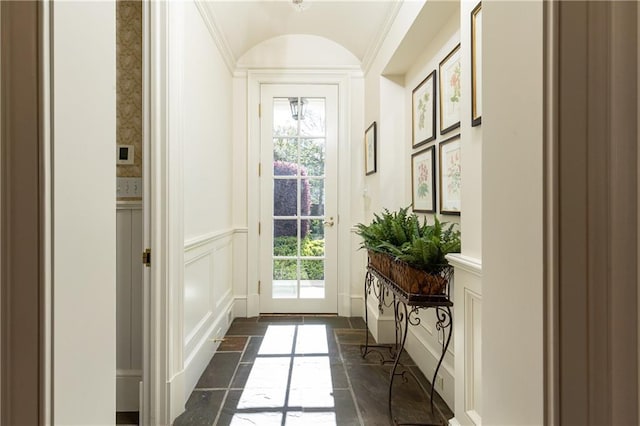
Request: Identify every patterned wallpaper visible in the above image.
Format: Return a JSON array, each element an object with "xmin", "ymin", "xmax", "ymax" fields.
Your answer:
[{"xmin": 116, "ymin": 0, "xmax": 142, "ymax": 178}]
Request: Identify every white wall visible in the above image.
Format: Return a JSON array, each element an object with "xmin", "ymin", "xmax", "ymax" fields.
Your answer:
[
  {"xmin": 177, "ymin": 0, "xmax": 235, "ymax": 412},
  {"xmin": 482, "ymin": 1, "xmax": 544, "ymax": 424},
  {"xmin": 362, "ymin": 0, "xmax": 424, "ymax": 219},
  {"xmin": 52, "ymin": 2, "xmax": 116, "ymax": 424},
  {"xmin": 459, "ymin": 0, "xmax": 482, "ymax": 260},
  {"xmin": 183, "ymin": 2, "xmax": 232, "ymax": 241}
]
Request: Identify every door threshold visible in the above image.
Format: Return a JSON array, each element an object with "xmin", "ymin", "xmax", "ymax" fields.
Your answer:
[{"xmin": 260, "ymin": 313, "xmax": 338, "ymax": 317}]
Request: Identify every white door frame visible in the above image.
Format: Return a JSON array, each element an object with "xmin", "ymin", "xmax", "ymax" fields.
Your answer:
[
  {"xmin": 258, "ymin": 84, "xmax": 339, "ymax": 313},
  {"xmin": 144, "ymin": 1, "xmax": 186, "ymax": 424},
  {"xmin": 247, "ymin": 70, "xmax": 354, "ymax": 318}
]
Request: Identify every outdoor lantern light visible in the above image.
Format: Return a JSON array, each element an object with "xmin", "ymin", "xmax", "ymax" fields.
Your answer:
[{"xmin": 289, "ymin": 97, "xmax": 307, "ymax": 120}]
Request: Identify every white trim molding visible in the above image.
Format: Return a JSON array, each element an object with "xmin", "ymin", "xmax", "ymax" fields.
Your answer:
[
  {"xmin": 245, "ymin": 69, "xmax": 358, "ymax": 317},
  {"xmin": 446, "ymin": 253, "xmax": 482, "ymax": 277},
  {"xmin": 193, "ymin": 1, "xmax": 236, "ymax": 74},
  {"xmin": 448, "ymin": 254, "xmax": 483, "ymax": 426},
  {"xmin": 361, "ymin": 0, "xmax": 403, "ymax": 74},
  {"xmin": 184, "ymin": 228, "xmax": 234, "ymax": 251}
]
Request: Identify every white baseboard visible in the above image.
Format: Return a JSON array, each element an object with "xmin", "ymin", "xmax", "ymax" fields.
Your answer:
[
  {"xmin": 116, "ymin": 371, "xmax": 142, "ymax": 411},
  {"xmin": 233, "ymin": 296, "xmax": 247, "ymax": 318},
  {"xmin": 183, "ymin": 297, "xmax": 234, "ymax": 401},
  {"xmin": 449, "ymin": 417, "xmax": 462, "ymax": 426},
  {"xmin": 167, "ymin": 370, "xmax": 185, "ymax": 425},
  {"xmin": 365, "ymin": 303, "xmax": 397, "ymax": 344},
  {"xmin": 350, "ymin": 295, "xmax": 364, "ymax": 317}
]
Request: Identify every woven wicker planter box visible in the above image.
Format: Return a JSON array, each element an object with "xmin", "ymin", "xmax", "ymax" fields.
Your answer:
[{"xmin": 368, "ymin": 250, "xmax": 451, "ymax": 296}]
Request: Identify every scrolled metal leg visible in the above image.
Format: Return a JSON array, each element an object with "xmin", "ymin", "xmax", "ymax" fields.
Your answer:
[{"xmin": 430, "ymin": 306, "xmax": 453, "ymax": 413}]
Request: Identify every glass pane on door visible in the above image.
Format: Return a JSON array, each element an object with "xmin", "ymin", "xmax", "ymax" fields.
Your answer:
[{"xmin": 272, "ymin": 97, "xmax": 326, "ymax": 300}]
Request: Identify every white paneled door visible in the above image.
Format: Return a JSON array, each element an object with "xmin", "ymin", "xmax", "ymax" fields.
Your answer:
[{"xmin": 259, "ymin": 84, "xmax": 338, "ymax": 313}]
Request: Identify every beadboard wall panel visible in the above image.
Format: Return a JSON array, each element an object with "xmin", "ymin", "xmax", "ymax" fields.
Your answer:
[{"xmin": 116, "ymin": 204, "xmax": 143, "ymax": 411}]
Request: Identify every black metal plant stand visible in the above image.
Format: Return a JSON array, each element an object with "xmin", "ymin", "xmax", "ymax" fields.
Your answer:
[{"xmin": 360, "ymin": 265, "xmax": 453, "ymax": 426}]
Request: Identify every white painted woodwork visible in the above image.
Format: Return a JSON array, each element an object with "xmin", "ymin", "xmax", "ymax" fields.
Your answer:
[
  {"xmin": 147, "ymin": 0, "xmax": 236, "ymax": 422},
  {"xmin": 232, "ymin": 229, "xmax": 249, "ymax": 318},
  {"xmin": 180, "ymin": 0, "xmax": 235, "ymax": 407},
  {"xmin": 244, "ymin": 70, "xmax": 361, "ymax": 318},
  {"xmin": 52, "ymin": 2, "xmax": 117, "ymax": 424},
  {"xmin": 259, "ymin": 84, "xmax": 338, "ymax": 314},
  {"xmin": 183, "ymin": 231, "xmax": 234, "ymax": 399},
  {"xmin": 447, "ymin": 254, "xmax": 482, "ymax": 426},
  {"xmin": 116, "ymin": 203, "xmax": 144, "ymax": 411},
  {"xmin": 483, "ymin": 1, "xmax": 544, "ymax": 424}
]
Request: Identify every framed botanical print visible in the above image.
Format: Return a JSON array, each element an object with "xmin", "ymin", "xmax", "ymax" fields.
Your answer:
[
  {"xmin": 364, "ymin": 121, "xmax": 377, "ymax": 175},
  {"xmin": 412, "ymin": 70, "xmax": 436, "ymax": 148},
  {"xmin": 439, "ymin": 134, "xmax": 461, "ymax": 215},
  {"xmin": 411, "ymin": 145, "xmax": 436, "ymax": 213},
  {"xmin": 439, "ymin": 43, "xmax": 462, "ymax": 135},
  {"xmin": 471, "ymin": 2, "xmax": 482, "ymax": 126}
]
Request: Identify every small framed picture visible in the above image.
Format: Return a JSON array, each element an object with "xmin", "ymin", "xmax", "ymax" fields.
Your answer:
[
  {"xmin": 411, "ymin": 145, "xmax": 436, "ymax": 213},
  {"xmin": 412, "ymin": 70, "xmax": 436, "ymax": 148},
  {"xmin": 439, "ymin": 134, "xmax": 461, "ymax": 215},
  {"xmin": 439, "ymin": 43, "xmax": 462, "ymax": 135},
  {"xmin": 471, "ymin": 2, "xmax": 482, "ymax": 126},
  {"xmin": 364, "ymin": 121, "xmax": 377, "ymax": 175}
]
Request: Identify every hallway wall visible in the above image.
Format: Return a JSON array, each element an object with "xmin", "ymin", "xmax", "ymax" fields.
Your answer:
[
  {"xmin": 177, "ymin": 0, "xmax": 235, "ymax": 411},
  {"xmin": 161, "ymin": 1, "xmax": 233, "ymax": 420}
]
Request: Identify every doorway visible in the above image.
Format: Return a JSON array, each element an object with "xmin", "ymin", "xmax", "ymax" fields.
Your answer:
[{"xmin": 259, "ymin": 84, "xmax": 338, "ymax": 313}]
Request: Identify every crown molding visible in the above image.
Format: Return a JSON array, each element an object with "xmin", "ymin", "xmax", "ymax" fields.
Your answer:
[
  {"xmin": 361, "ymin": 0, "xmax": 403, "ymax": 75},
  {"xmin": 194, "ymin": 0, "xmax": 237, "ymax": 75}
]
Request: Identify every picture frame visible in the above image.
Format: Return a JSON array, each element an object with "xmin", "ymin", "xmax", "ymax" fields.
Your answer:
[
  {"xmin": 411, "ymin": 145, "xmax": 436, "ymax": 213},
  {"xmin": 412, "ymin": 70, "xmax": 436, "ymax": 148},
  {"xmin": 439, "ymin": 134, "xmax": 461, "ymax": 215},
  {"xmin": 364, "ymin": 121, "xmax": 377, "ymax": 175},
  {"xmin": 439, "ymin": 43, "xmax": 462, "ymax": 135},
  {"xmin": 471, "ymin": 2, "xmax": 482, "ymax": 126}
]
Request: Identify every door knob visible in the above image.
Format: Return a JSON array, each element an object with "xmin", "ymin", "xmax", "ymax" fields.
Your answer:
[{"xmin": 323, "ymin": 217, "xmax": 335, "ymax": 227}]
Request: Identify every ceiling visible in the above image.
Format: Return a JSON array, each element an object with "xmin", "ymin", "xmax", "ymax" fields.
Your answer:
[{"xmin": 203, "ymin": 0, "xmax": 402, "ymax": 68}]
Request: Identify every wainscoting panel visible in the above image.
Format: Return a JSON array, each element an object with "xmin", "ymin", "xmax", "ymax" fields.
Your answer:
[
  {"xmin": 182, "ymin": 230, "xmax": 235, "ymax": 398},
  {"xmin": 447, "ymin": 254, "xmax": 482, "ymax": 426},
  {"xmin": 184, "ymin": 253, "xmax": 212, "ymax": 343},
  {"xmin": 464, "ymin": 288, "xmax": 482, "ymax": 424}
]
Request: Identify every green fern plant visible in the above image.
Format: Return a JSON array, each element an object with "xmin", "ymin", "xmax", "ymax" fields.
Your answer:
[{"xmin": 355, "ymin": 207, "xmax": 461, "ymax": 272}]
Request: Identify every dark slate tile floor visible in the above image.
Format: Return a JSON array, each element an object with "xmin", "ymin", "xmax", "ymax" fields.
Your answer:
[{"xmin": 171, "ymin": 316, "xmax": 453, "ymax": 426}]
